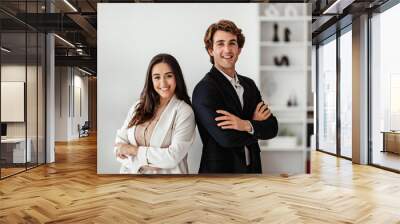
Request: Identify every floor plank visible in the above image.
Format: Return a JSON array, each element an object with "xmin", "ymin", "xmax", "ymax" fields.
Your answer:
[{"xmin": 1, "ymin": 134, "xmax": 400, "ymax": 223}]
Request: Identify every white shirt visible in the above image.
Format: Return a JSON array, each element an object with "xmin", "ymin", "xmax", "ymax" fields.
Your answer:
[{"xmin": 216, "ymin": 67, "xmax": 253, "ymax": 166}]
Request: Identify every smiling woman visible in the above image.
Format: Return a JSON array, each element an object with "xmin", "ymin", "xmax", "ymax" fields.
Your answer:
[
  {"xmin": 151, "ymin": 63, "xmax": 177, "ymax": 102},
  {"xmin": 113, "ymin": 54, "xmax": 196, "ymax": 174}
]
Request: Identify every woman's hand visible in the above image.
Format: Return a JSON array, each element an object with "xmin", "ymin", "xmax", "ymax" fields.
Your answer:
[
  {"xmin": 115, "ymin": 143, "xmax": 138, "ymax": 159},
  {"xmin": 253, "ymin": 102, "xmax": 271, "ymax": 121}
]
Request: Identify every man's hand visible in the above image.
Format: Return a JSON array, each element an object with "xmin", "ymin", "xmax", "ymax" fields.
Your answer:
[
  {"xmin": 253, "ymin": 102, "xmax": 271, "ymax": 121},
  {"xmin": 215, "ymin": 110, "xmax": 252, "ymax": 132},
  {"xmin": 115, "ymin": 143, "xmax": 138, "ymax": 159}
]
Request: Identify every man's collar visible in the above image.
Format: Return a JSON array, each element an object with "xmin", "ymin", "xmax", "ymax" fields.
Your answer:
[{"xmin": 214, "ymin": 66, "xmax": 239, "ymax": 85}]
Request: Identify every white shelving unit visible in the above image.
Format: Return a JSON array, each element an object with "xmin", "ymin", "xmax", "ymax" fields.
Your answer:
[
  {"xmin": 259, "ymin": 16, "xmax": 312, "ymax": 21},
  {"xmin": 260, "ymin": 65, "xmax": 311, "ymax": 72},
  {"xmin": 260, "ymin": 41, "xmax": 311, "ymax": 47},
  {"xmin": 270, "ymin": 106, "xmax": 307, "ymax": 112},
  {"xmin": 260, "ymin": 146, "xmax": 306, "ymax": 152},
  {"xmin": 258, "ymin": 3, "xmax": 311, "ymax": 175}
]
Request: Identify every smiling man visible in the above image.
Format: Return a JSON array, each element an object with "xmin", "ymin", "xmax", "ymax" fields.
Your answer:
[{"xmin": 192, "ymin": 20, "xmax": 279, "ymax": 173}]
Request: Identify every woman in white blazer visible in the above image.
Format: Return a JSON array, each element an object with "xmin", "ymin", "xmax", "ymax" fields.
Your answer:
[{"xmin": 114, "ymin": 54, "xmax": 196, "ymax": 174}]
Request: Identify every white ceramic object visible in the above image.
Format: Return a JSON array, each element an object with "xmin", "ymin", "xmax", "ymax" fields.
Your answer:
[
  {"xmin": 267, "ymin": 136, "xmax": 297, "ymax": 148},
  {"xmin": 264, "ymin": 5, "xmax": 279, "ymax": 17}
]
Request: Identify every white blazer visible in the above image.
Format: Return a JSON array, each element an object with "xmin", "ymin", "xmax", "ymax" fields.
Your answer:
[{"xmin": 114, "ymin": 95, "xmax": 196, "ymax": 174}]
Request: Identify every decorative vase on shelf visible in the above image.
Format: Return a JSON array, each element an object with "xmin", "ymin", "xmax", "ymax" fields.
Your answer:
[
  {"xmin": 273, "ymin": 23, "xmax": 279, "ymax": 42},
  {"xmin": 287, "ymin": 97, "xmax": 292, "ymax": 107},
  {"xmin": 284, "ymin": 28, "xmax": 291, "ymax": 42},
  {"xmin": 274, "ymin": 55, "xmax": 289, "ymax": 66},
  {"xmin": 284, "ymin": 5, "xmax": 298, "ymax": 17},
  {"xmin": 293, "ymin": 94, "xmax": 298, "ymax": 106},
  {"xmin": 287, "ymin": 92, "xmax": 298, "ymax": 107},
  {"xmin": 264, "ymin": 5, "xmax": 279, "ymax": 17}
]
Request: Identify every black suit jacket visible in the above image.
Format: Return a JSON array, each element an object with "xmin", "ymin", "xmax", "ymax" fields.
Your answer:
[{"xmin": 192, "ymin": 67, "xmax": 278, "ymax": 173}]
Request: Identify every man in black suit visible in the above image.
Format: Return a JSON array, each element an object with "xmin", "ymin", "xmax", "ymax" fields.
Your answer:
[{"xmin": 193, "ymin": 20, "xmax": 278, "ymax": 173}]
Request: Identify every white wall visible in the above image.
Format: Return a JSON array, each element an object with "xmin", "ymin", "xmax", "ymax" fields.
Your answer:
[
  {"xmin": 1, "ymin": 65, "xmax": 38, "ymax": 137},
  {"xmin": 73, "ymin": 72, "xmax": 89, "ymax": 138},
  {"xmin": 1, "ymin": 64, "xmax": 46, "ymax": 164},
  {"xmin": 0, "ymin": 65, "xmax": 25, "ymax": 124},
  {"xmin": 55, "ymin": 67, "xmax": 89, "ymax": 141},
  {"xmin": 55, "ymin": 67, "xmax": 69, "ymax": 141},
  {"xmin": 97, "ymin": 3, "xmax": 259, "ymax": 174}
]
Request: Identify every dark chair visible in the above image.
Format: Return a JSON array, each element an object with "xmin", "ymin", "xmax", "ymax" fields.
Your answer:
[{"xmin": 79, "ymin": 121, "xmax": 90, "ymax": 138}]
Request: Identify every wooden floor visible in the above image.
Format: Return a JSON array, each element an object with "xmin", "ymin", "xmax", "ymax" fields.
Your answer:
[
  {"xmin": 1, "ymin": 135, "xmax": 400, "ymax": 223},
  {"xmin": 1, "ymin": 163, "xmax": 45, "ymax": 178},
  {"xmin": 372, "ymin": 150, "xmax": 400, "ymax": 171},
  {"xmin": 1, "ymin": 167, "xmax": 26, "ymax": 178}
]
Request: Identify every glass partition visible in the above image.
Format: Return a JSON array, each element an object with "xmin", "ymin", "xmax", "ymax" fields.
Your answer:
[
  {"xmin": 371, "ymin": 3, "xmax": 400, "ymax": 171},
  {"xmin": 0, "ymin": 1, "xmax": 46, "ymax": 179},
  {"xmin": 1, "ymin": 31, "xmax": 28, "ymax": 177},
  {"xmin": 38, "ymin": 32, "xmax": 45, "ymax": 165},
  {"xmin": 339, "ymin": 28, "xmax": 352, "ymax": 158},
  {"xmin": 27, "ymin": 30, "xmax": 38, "ymax": 169},
  {"xmin": 317, "ymin": 35, "xmax": 337, "ymax": 155}
]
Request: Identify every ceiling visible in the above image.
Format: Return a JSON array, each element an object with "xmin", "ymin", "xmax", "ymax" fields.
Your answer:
[{"xmin": 0, "ymin": 0, "xmax": 392, "ymax": 75}]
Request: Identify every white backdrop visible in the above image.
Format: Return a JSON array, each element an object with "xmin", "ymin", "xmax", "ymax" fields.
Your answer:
[{"xmin": 97, "ymin": 3, "xmax": 260, "ymax": 174}]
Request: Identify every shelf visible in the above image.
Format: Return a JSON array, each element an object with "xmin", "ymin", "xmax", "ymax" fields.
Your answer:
[
  {"xmin": 260, "ymin": 41, "xmax": 311, "ymax": 47},
  {"xmin": 260, "ymin": 66, "xmax": 311, "ymax": 72},
  {"xmin": 270, "ymin": 106, "xmax": 307, "ymax": 112},
  {"xmin": 258, "ymin": 4, "xmax": 310, "ymax": 174},
  {"xmin": 260, "ymin": 146, "xmax": 305, "ymax": 152},
  {"xmin": 259, "ymin": 16, "xmax": 311, "ymax": 22},
  {"xmin": 278, "ymin": 118, "xmax": 306, "ymax": 124}
]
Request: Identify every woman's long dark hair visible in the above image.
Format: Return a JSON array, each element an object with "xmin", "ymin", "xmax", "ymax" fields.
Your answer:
[{"xmin": 128, "ymin": 53, "xmax": 191, "ymax": 128}]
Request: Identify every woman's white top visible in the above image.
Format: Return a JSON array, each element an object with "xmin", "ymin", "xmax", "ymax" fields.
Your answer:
[{"xmin": 114, "ymin": 95, "xmax": 196, "ymax": 174}]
